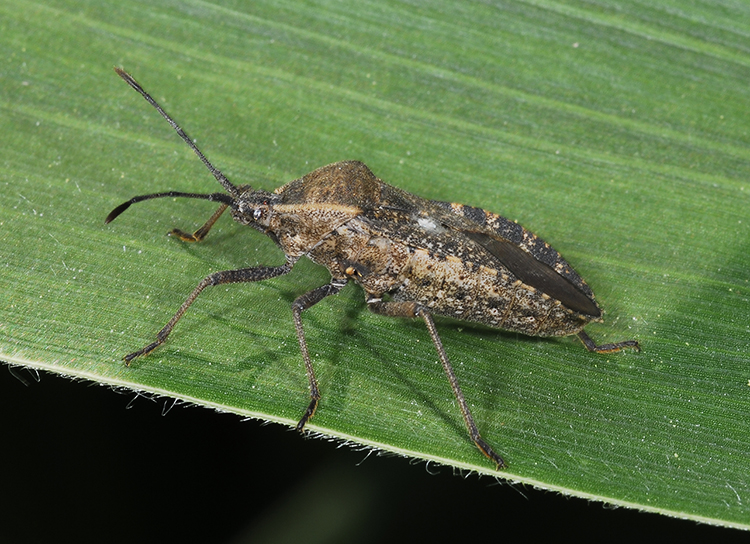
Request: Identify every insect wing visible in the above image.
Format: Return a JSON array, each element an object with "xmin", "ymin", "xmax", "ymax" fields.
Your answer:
[
  {"xmin": 361, "ymin": 186, "xmax": 601, "ymax": 318},
  {"xmin": 432, "ymin": 200, "xmax": 601, "ymax": 318}
]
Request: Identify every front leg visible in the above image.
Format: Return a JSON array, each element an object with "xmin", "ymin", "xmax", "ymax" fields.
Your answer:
[
  {"xmin": 367, "ymin": 298, "xmax": 505, "ymax": 470},
  {"xmin": 292, "ymin": 278, "xmax": 348, "ymax": 432},
  {"xmin": 169, "ymin": 203, "xmax": 228, "ymax": 242}
]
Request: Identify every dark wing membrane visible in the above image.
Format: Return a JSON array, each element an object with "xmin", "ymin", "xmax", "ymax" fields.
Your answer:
[{"xmin": 463, "ymin": 231, "xmax": 601, "ymax": 317}]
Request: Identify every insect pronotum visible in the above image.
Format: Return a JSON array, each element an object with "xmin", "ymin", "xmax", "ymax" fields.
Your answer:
[{"xmin": 107, "ymin": 68, "xmax": 639, "ymax": 469}]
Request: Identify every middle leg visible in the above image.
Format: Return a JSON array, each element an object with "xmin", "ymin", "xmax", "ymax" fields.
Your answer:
[{"xmin": 292, "ymin": 278, "xmax": 348, "ymax": 431}]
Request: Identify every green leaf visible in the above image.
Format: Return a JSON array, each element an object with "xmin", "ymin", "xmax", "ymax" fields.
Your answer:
[{"xmin": 2, "ymin": 0, "xmax": 749, "ymax": 529}]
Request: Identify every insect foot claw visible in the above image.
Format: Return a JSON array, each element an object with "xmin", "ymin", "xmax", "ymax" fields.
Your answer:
[
  {"xmin": 122, "ymin": 341, "xmax": 161, "ymax": 366},
  {"xmin": 296, "ymin": 398, "xmax": 319, "ymax": 432},
  {"xmin": 474, "ymin": 436, "xmax": 506, "ymax": 470},
  {"xmin": 577, "ymin": 331, "xmax": 640, "ymax": 354},
  {"xmin": 168, "ymin": 228, "xmax": 199, "ymax": 242}
]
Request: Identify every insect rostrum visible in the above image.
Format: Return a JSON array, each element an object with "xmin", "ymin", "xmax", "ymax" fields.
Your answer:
[{"xmin": 107, "ymin": 68, "xmax": 640, "ymax": 470}]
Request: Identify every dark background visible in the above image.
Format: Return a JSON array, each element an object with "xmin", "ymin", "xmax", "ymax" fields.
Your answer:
[{"xmin": 2, "ymin": 364, "xmax": 745, "ymax": 544}]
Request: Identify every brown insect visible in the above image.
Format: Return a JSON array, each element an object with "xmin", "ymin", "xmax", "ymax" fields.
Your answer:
[{"xmin": 106, "ymin": 68, "xmax": 639, "ymax": 469}]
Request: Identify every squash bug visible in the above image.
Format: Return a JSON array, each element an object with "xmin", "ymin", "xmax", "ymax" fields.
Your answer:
[{"xmin": 106, "ymin": 68, "xmax": 639, "ymax": 469}]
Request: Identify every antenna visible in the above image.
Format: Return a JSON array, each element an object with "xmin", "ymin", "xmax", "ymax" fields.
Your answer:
[
  {"xmin": 114, "ymin": 67, "xmax": 241, "ymax": 198},
  {"xmin": 104, "ymin": 190, "xmax": 233, "ymax": 224}
]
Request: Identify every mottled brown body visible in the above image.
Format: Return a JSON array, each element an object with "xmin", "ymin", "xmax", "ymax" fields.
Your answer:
[
  {"xmin": 266, "ymin": 161, "xmax": 598, "ymax": 338},
  {"xmin": 107, "ymin": 69, "xmax": 639, "ymax": 470}
]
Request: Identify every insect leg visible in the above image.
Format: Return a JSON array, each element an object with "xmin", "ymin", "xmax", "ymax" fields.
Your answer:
[
  {"xmin": 169, "ymin": 203, "xmax": 228, "ymax": 242},
  {"xmin": 292, "ymin": 278, "xmax": 348, "ymax": 432},
  {"xmin": 368, "ymin": 299, "xmax": 506, "ymax": 470},
  {"xmin": 577, "ymin": 330, "xmax": 640, "ymax": 353},
  {"xmin": 123, "ymin": 262, "xmax": 293, "ymax": 364}
]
